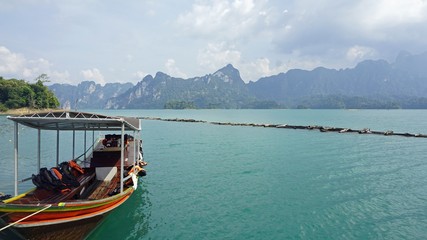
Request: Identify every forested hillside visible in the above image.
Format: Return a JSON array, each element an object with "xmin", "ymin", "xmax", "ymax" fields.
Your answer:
[
  {"xmin": 247, "ymin": 51, "xmax": 427, "ymax": 108},
  {"xmin": 48, "ymin": 51, "xmax": 427, "ymax": 109},
  {"xmin": 105, "ymin": 64, "xmax": 268, "ymax": 109},
  {"xmin": 49, "ymin": 81, "xmax": 133, "ymax": 109},
  {"xmin": 0, "ymin": 74, "xmax": 59, "ymax": 112}
]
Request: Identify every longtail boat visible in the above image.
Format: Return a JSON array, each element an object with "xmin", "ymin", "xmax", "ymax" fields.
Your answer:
[{"xmin": 0, "ymin": 111, "xmax": 147, "ymax": 240}]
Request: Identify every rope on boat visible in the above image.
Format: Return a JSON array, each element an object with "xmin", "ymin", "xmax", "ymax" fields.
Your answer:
[{"xmin": 0, "ymin": 204, "xmax": 52, "ymax": 232}]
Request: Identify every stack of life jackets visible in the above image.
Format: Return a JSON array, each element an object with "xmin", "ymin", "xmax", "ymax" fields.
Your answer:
[{"xmin": 31, "ymin": 160, "xmax": 84, "ymax": 193}]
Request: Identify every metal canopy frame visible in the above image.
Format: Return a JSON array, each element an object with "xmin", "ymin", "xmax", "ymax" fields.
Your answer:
[
  {"xmin": 7, "ymin": 111, "xmax": 140, "ymax": 131},
  {"xmin": 7, "ymin": 111, "xmax": 141, "ymax": 196}
]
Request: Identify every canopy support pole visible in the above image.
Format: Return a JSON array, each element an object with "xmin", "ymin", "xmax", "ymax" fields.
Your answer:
[
  {"xmin": 84, "ymin": 130, "xmax": 87, "ymax": 161},
  {"xmin": 92, "ymin": 130, "xmax": 95, "ymax": 151},
  {"xmin": 37, "ymin": 129, "xmax": 41, "ymax": 173},
  {"xmin": 14, "ymin": 122, "xmax": 19, "ymax": 196},
  {"xmin": 56, "ymin": 130, "xmax": 60, "ymax": 166},
  {"xmin": 120, "ymin": 122, "xmax": 125, "ymax": 193},
  {"xmin": 133, "ymin": 130, "xmax": 136, "ymax": 166},
  {"xmin": 72, "ymin": 130, "xmax": 75, "ymax": 160}
]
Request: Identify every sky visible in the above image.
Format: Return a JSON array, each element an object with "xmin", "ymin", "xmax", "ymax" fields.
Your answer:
[{"xmin": 1, "ymin": 0, "xmax": 427, "ymax": 85}]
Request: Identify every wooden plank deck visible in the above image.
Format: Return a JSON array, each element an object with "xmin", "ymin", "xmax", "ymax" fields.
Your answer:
[
  {"xmin": 87, "ymin": 180, "xmax": 117, "ymax": 200},
  {"xmin": 11, "ymin": 138, "xmax": 138, "ymax": 204},
  {"xmin": 13, "ymin": 169, "xmax": 96, "ymax": 204}
]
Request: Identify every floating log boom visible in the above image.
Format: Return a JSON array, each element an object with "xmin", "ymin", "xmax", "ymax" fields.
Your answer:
[{"xmin": 140, "ymin": 117, "xmax": 427, "ymax": 138}]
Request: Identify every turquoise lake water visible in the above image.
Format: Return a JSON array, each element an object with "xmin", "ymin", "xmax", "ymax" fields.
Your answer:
[{"xmin": 1, "ymin": 110, "xmax": 427, "ymax": 239}]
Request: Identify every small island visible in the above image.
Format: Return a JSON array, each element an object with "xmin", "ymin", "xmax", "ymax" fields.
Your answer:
[{"xmin": 0, "ymin": 74, "xmax": 60, "ymax": 114}]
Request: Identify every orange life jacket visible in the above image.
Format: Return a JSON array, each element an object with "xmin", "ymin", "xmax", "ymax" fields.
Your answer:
[{"xmin": 69, "ymin": 160, "xmax": 84, "ymax": 176}]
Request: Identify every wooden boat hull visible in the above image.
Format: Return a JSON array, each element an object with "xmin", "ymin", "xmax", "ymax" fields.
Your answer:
[
  {"xmin": 13, "ymin": 215, "xmax": 104, "ymax": 240},
  {"xmin": 0, "ymin": 188, "xmax": 133, "ymax": 240},
  {"xmin": 2, "ymin": 188, "xmax": 133, "ymax": 224}
]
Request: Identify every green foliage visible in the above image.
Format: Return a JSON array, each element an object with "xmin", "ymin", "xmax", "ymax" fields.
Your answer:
[
  {"xmin": 0, "ymin": 75, "xmax": 60, "ymax": 111},
  {"xmin": 241, "ymin": 100, "xmax": 282, "ymax": 109},
  {"xmin": 164, "ymin": 100, "xmax": 196, "ymax": 109},
  {"xmin": 0, "ymin": 103, "xmax": 8, "ymax": 112},
  {"xmin": 295, "ymin": 95, "xmax": 403, "ymax": 109}
]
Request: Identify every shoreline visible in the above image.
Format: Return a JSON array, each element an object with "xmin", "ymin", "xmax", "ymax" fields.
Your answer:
[{"xmin": 0, "ymin": 108, "xmax": 61, "ymax": 116}]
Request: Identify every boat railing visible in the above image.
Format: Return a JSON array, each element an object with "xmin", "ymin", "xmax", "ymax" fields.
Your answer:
[
  {"xmin": 12, "ymin": 136, "xmax": 101, "ymax": 187},
  {"xmin": 11, "ymin": 134, "xmax": 138, "ymax": 191},
  {"xmin": 74, "ymin": 136, "xmax": 103, "ymax": 167},
  {"xmin": 18, "ymin": 177, "xmax": 33, "ymax": 184},
  {"xmin": 123, "ymin": 174, "xmax": 132, "ymax": 182}
]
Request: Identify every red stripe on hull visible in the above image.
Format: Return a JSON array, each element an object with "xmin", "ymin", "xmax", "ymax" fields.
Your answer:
[{"xmin": 7, "ymin": 190, "xmax": 132, "ymax": 224}]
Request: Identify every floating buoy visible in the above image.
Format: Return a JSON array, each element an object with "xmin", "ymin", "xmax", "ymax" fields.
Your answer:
[{"xmin": 140, "ymin": 117, "xmax": 427, "ymax": 139}]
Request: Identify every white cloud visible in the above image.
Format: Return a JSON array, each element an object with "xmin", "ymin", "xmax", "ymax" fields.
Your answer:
[
  {"xmin": 361, "ymin": 0, "xmax": 427, "ymax": 28},
  {"xmin": 241, "ymin": 58, "xmax": 287, "ymax": 81},
  {"xmin": 260, "ymin": 0, "xmax": 427, "ymax": 75},
  {"xmin": 134, "ymin": 70, "xmax": 148, "ymax": 80},
  {"xmin": 0, "ymin": 46, "xmax": 71, "ymax": 83},
  {"xmin": 50, "ymin": 71, "xmax": 71, "ymax": 83},
  {"xmin": 232, "ymin": 0, "xmax": 255, "ymax": 14},
  {"xmin": 24, "ymin": 58, "xmax": 53, "ymax": 78},
  {"xmin": 2, "ymin": 1, "xmax": 427, "ymax": 85},
  {"xmin": 177, "ymin": 1, "xmax": 231, "ymax": 35},
  {"xmin": 338, "ymin": 0, "xmax": 427, "ymax": 46},
  {"xmin": 198, "ymin": 42, "xmax": 242, "ymax": 71},
  {"xmin": 165, "ymin": 59, "xmax": 187, "ymax": 78},
  {"xmin": 177, "ymin": 0, "xmax": 268, "ymax": 39},
  {"xmin": 346, "ymin": 46, "xmax": 378, "ymax": 62},
  {"xmin": 81, "ymin": 68, "xmax": 106, "ymax": 85},
  {"xmin": 0, "ymin": 46, "xmax": 26, "ymax": 74},
  {"xmin": 197, "ymin": 42, "xmax": 291, "ymax": 82}
]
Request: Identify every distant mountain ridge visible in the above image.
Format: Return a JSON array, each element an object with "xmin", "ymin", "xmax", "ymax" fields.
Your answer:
[
  {"xmin": 49, "ymin": 51, "xmax": 427, "ymax": 109},
  {"xmin": 247, "ymin": 51, "xmax": 427, "ymax": 108},
  {"xmin": 49, "ymin": 81, "xmax": 133, "ymax": 109},
  {"xmin": 249, "ymin": 52, "xmax": 427, "ymax": 100},
  {"xmin": 105, "ymin": 64, "xmax": 261, "ymax": 109}
]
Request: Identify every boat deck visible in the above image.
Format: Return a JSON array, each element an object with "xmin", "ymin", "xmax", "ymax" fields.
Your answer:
[
  {"xmin": 11, "ymin": 169, "xmax": 96, "ymax": 204},
  {"xmin": 9, "ymin": 139, "xmax": 138, "ymax": 205},
  {"xmin": 87, "ymin": 180, "xmax": 117, "ymax": 200}
]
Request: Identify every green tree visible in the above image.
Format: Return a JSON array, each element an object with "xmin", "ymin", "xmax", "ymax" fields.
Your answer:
[{"xmin": 0, "ymin": 74, "xmax": 59, "ymax": 111}]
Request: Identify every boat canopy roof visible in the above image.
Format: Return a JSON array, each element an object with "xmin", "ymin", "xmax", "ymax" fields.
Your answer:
[{"xmin": 7, "ymin": 111, "xmax": 140, "ymax": 131}]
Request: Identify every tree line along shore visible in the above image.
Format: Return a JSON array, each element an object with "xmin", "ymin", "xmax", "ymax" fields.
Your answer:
[
  {"xmin": 0, "ymin": 107, "xmax": 61, "ymax": 116},
  {"xmin": 0, "ymin": 75, "xmax": 60, "ymax": 113}
]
